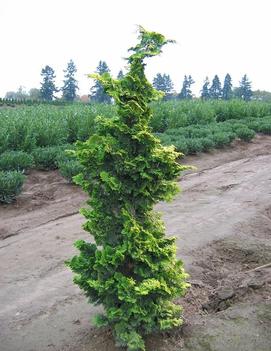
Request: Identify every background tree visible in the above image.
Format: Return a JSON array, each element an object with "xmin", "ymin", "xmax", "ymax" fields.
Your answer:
[
  {"xmin": 252, "ymin": 89, "xmax": 271, "ymax": 102},
  {"xmin": 29, "ymin": 88, "xmax": 40, "ymax": 100},
  {"xmin": 117, "ymin": 70, "xmax": 124, "ymax": 79},
  {"xmin": 89, "ymin": 61, "xmax": 111, "ymax": 103},
  {"xmin": 4, "ymin": 91, "xmax": 17, "ymax": 99},
  {"xmin": 5, "ymin": 86, "xmax": 28, "ymax": 100},
  {"xmin": 222, "ymin": 73, "xmax": 233, "ymax": 100},
  {"xmin": 67, "ymin": 27, "xmax": 189, "ymax": 351},
  {"xmin": 239, "ymin": 74, "xmax": 252, "ymax": 101},
  {"xmin": 179, "ymin": 75, "xmax": 194, "ymax": 99},
  {"xmin": 209, "ymin": 75, "xmax": 222, "ymax": 99},
  {"xmin": 61, "ymin": 60, "xmax": 78, "ymax": 102},
  {"xmin": 201, "ymin": 77, "xmax": 210, "ymax": 100},
  {"xmin": 40, "ymin": 65, "xmax": 58, "ymax": 101},
  {"xmin": 153, "ymin": 73, "xmax": 174, "ymax": 100}
]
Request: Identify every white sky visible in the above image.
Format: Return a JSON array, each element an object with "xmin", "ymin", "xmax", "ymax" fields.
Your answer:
[{"xmin": 0, "ymin": 0, "xmax": 270, "ymax": 97}]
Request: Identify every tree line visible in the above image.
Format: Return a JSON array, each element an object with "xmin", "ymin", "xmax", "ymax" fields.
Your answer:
[
  {"xmin": 5, "ymin": 60, "xmax": 113, "ymax": 103},
  {"xmin": 153, "ymin": 73, "xmax": 253, "ymax": 101},
  {"xmin": 4, "ymin": 59, "xmax": 268, "ymax": 103}
]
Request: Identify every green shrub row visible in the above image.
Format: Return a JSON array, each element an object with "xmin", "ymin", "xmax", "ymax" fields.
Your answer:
[
  {"xmin": 150, "ymin": 100, "xmax": 271, "ymax": 132},
  {"xmin": 1, "ymin": 101, "xmax": 271, "ymax": 154},
  {"xmin": 157, "ymin": 116, "xmax": 270, "ymax": 154},
  {"xmin": 0, "ymin": 104, "xmax": 115, "ymax": 153},
  {"xmin": 0, "ymin": 144, "xmax": 83, "ymax": 203}
]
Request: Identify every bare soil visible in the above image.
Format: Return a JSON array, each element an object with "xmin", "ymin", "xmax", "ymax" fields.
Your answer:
[{"xmin": 0, "ymin": 135, "xmax": 271, "ymax": 351}]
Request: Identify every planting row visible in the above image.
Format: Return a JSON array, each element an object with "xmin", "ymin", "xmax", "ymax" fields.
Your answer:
[
  {"xmin": 1, "ymin": 100, "xmax": 271, "ymax": 154},
  {"xmin": 157, "ymin": 116, "xmax": 271, "ymax": 154},
  {"xmin": 0, "ymin": 145, "xmax": 83, "ymax": 203},
  {"xmin": 1, "ymin": 115, "xmax": 271, "ymax": 203}
]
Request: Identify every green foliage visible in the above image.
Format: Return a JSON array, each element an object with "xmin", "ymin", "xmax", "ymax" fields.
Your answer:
[
  {"xmin": 201, "ymin": 77, "xmax": 210, "ymax": 100},
  {"xmin": 209, "ymin": 75, "xmax": 222, "ymax": 99},
  {"xmin": 40, "ymin": 65, "xmax": 58, "ymax": 101},
  {"xmin": 235, "ymin": 127, "xmax": 255, "ymax": 141},
  {"xmin": 0, "ymin": 104, "xmax": 113, "ymax": 153},
  {"xmin": 58, "ymin": 159, "xmax": 84, "ymax": 183},
  {"xmin": 32, "ymin": 145, "xmax": 70, "ymax": 170},
  {"xmin": 66, "ymin": 27, "xmax": 190, "ymax": 350},
  {"xmin": 157, "ymin": 114, "xmax": 271, "ymax": 155},
  {"xmin": 153, "ymin": 73, "xmax": 174, "ymax": 100},
  {"xmin": 0, "ymin": 171, "xmax": 26, "ymax": 203},
  {"xmin": 257, "ymin": 121, "xmax": 271, "ymax": 134},
  {"xmin": 179, "ymin": 75, "xmax": 194, "ymax": 99},
  {"xmin": 61, "ymin": 60, "xmax": 78, "ymax": 102},
  {"xmin": 238, "ymin": 74, "xmax": 253, "ymax": 101},
  {"xmin": 222, "ymin": 73, "xmax": 233, "ymax": 100},
  {"xmin": 90, "ymin": 61, "xmax": 112, "ymax": 103},
  {"xmin": 0, "ymin": 100, "xmax": 270, "ymax": 155},
  {"xmin": 0, "ymin": 151, "xmax": 33, "ymax": 172}
]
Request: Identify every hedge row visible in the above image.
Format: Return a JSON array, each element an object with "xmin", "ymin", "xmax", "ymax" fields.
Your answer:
[{"xmin": 157, "ymin": 116, "xmax": 271, "ymax": 154}]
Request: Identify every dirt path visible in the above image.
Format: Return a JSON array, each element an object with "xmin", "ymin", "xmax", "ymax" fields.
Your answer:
[{"xmin": 0, "ymin": 135, "xmax": 271, "ymax": 351}]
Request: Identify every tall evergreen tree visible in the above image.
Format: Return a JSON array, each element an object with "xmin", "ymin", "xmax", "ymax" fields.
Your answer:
[
  {"xmin": 61, "ymin": 59, "xmax": 78, "ymax": 102},
  {"xmin": 117, "ymin": 70, "xmax": 124, "ymax": 79},
  {"xmin": 201, "ymin": 77, "xmax": 210, "ymax": 100},
  {"xmin": 67, "ymin": 27, "xmax": 189, "ymax": 351},
  {"xmin": 40, "ymin": 65, "xmax": 58, "ymax": 101},
  {"xmin": 209, "ymin": 75, "xmax": 222, "ymax": 99},
  {"xmin": 222, "ymin": 73, "xmax": 233, "ymax": 100},
  {"xmin": 239, "ymin": 74, "xmax": 252, "ymax": 101},
  {"xmin": 90, "ymin": 61, "xmax": 111, "ymax": 103},
  {"xmin": 179, "ymin": 75, "xmax": 194, "ymax": 99},
  {"xmin": 153, "ymin": 73, "xmax": 174, "ymax": 99}
]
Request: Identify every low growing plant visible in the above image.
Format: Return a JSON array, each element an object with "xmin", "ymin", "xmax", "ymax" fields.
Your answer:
[
  {"xmin": 66, "ymin": 27, "xmax": 190, "ymax": 350},
  {"xmin": 58, "ymin": 159, "xmax": 84, "ymax": 183},
  {"xmin": 32, "ymin": 144, "xmax": 72, "ymax": 170},
  {"xmin": 0, "ymin": 151, "xmax": 34, "ymax": 172},
  {"xmin": 235, "ymin": 127, "xmax": 255, "ymax": 141},
  {"xmin": 0, "ymin": 170, "xmax": 26, "ymax": 203}
]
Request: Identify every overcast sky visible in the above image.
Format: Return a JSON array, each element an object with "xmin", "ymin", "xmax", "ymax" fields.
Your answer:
[{"xmin": 0, "ymin": 0, "xmax": 270, "ymax": 97}]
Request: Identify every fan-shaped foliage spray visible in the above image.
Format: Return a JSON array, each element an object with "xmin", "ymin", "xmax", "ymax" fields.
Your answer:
[{"xmin": 67, "ymin": 27, "xmax": 190, "ymax": 350}]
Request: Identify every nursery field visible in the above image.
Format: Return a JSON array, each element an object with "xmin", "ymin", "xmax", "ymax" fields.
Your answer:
[
  {"xmin": 0, "ymin": 135, "xmax": 271, "ymax": 351},
  {"xmin": 0, "ymin": 100, "xmax": 271, "ymax": 203}
]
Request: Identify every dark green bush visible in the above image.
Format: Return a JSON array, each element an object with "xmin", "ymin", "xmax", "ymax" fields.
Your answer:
[
  {"xmin": 236, "ymin": 127, "xmax": 255, "ymax": 141},
  {"xmin": 174, "ymin": 139, "xmax": 189, "ymax": 155},
  {"xmin": 186, "ymin": 138, "xmax": 203, "ymax": 154},
  {"xmin": 0, "ymin": 171, "xmax": 26, "ymax": 203},
  {"xmin": 212, "ymin": 132, "xmax": 231, "ymax": 148},
  {"xmin": 58, "ymin": 159, "xmax": 84, "ymax": 183},
  {"xmin": 201, "ymin": 137, "xmax": 215, "ymax": 151},
  {"xmin": 258, "ymin": 122, "xmax": 271, "ymax": 134},
  {"xmin": 0, "ymin": 151, "xmax": 34, "ymax": 172},
  {"xmin": 32, "ymin": 145, "xmax": 66, "ymax": 170}
]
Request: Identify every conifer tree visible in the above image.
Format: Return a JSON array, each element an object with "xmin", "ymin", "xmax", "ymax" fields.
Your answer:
[
  {"xmin": 209, "ymin": 75, "xmax": 222, "ymax": 99},
  {"xmin": 179, "ymin": 75, "xmax": 194, "ymax": 99},
  {"xmin": 222, "ymin": 73, "xmax": 233, "ymax": 100},
  {"xmin": 201, "ymin": 77, "xmax": 210, "ymax": 100},
  {"xmin": 67, "ymin": 27, "xmax": 190, "ymax": 351},
  {"xmin": 90, "ymin": 61, "xmax": 112, "ymax": 103},
  {"xmin": 61, "ymin": 59, "xmax": 78, "ymax": 102},
  {"xmin": 117, "ymin": 70, "xmax": 124, "ymax": 79},
  {"xmin": 239, "ymin": 74, "xmax": 252, "ymax": 101},
  {"xmin": 40, "ymin": 65, "xmax": 58, "ymax": 101},
  {"xmin": 153, "ymin": 73, "xmax": 174, "ymax": 99}
]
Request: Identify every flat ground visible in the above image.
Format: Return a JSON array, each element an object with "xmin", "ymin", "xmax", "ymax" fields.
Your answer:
[{"xmin": 0, "ymin": 135, "xmax": 271, "ymax": 351}]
